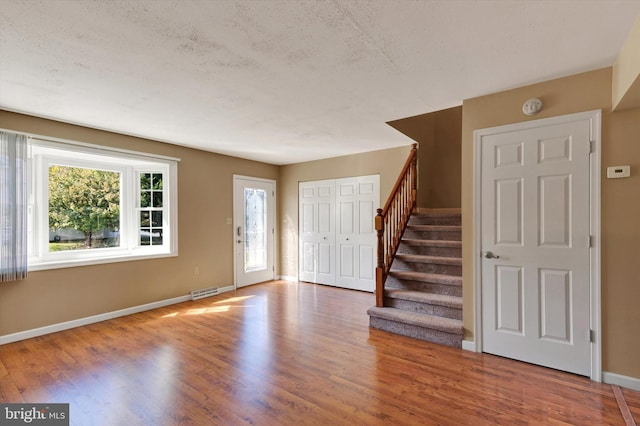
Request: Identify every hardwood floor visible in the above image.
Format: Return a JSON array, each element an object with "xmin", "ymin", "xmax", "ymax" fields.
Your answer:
[{"xmin": 0, "ymin": 280, "xmax": 638, "ymax": 425}]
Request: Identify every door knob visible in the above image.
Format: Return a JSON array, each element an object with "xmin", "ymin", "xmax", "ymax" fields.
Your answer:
[{"xmin": 484, "ymin": 251, "xmax": 500, "ymax": 259}]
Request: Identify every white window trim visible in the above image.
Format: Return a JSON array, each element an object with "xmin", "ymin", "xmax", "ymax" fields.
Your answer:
[{"xmin": 19, "ymin": 133, "xmax": 179, "ymax": 271}]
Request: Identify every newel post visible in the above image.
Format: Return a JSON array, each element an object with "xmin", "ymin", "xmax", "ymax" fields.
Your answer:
[{"xmin": 375, "ymin": 208, "xmax": 385, "ymax": 307}]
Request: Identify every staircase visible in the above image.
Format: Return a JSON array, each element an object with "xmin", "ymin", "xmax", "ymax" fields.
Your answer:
[{"xmin": 367, "ymin": 209, "xmax": 463, "ymax": 347}]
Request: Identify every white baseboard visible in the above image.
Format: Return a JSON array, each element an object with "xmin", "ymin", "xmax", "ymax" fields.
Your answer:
[
  {"xmin": 462, "ymin": 340, "xmax": 476, "ymax": 352},
  {"xmin": 460, "ymin": 344, "xmax": 640, "ymax": 391},
  {"xmin": 216, "ymin": 285, "xmax": 235, "ymax": 294},
  {"xmin": 0, "ymin": 285, "xmax": 233, "ymax": 345},
  {"xmin": 603, "ymin": 371, "xmax": 640, "ymax": 391},
  {"xmin": 277, "ymin": 275, "xmax": 298, "ymax": 281}
]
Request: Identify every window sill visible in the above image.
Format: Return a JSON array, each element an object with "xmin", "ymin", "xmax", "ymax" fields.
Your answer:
[{"xmin": 28, "ymin": 251, "xmax": 178, "ymax": 272}]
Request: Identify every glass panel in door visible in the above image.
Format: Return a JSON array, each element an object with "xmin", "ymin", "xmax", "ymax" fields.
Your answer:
[{"xmin": 244, "ymin": 188, "xmax": 266, "ymax": 272}]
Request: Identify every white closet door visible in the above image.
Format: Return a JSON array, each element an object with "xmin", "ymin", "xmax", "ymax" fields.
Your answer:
[
  {"xmin": 300, "ymin": 175, "xmax": 379, "ymax": 292},
  {"xmin": 336, "ymin": 178, "xmax": 358, "ymax": 289},
  {"xmin": 335, "ymin": 175, "xmax": 379, "ymax": 292},
  {"xmin": 299, "ymin": 180, "xmax": 335, "ymax": 285}
]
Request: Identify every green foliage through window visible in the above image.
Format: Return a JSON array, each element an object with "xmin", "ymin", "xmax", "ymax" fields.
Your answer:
[
  {"xmin": 139, "ymin": 173, "xmax": 163, "ymax": 246},
  {"xmin": 48, "ymin": 165, "xmax": 120, "ymax": 250}
]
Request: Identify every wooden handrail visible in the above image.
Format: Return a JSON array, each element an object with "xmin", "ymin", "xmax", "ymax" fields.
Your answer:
[
  {"xmin": 381, "ymin": 144, "xmax": 417, "ymax": 215},
  {"xmin": 375, "ymin": 144, "xmax": 417, "ymax": 307}
]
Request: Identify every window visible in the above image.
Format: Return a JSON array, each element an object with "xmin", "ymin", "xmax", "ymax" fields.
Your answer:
[
  {"xmin": 28, "ymin": 137, "xmax": 178, "ymax": 270},
  {"xmin": 139, "ymin": 173, "xmax": 164, "ymax": 246}
]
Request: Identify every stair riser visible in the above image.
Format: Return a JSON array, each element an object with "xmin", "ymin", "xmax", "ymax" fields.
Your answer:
[
  {"xmin": 409, "ymin": 216, "xmax": 461, "ymax": 226},
  {"xmin": 403, "ymin": 229, "xmax": 461, "ymax": 241},
  {"xmin": 385, "ymin": 298, "xmax": 463, "ymax": 320},
  {"xmin": 386, "ymin": 277, "xmax": 462, "ymax": 297},
  {"xmin": 397, "ymin": 244, "xmax": 462, "ymax": 258},
  {"xmin": 370, "ymin": 317, "xmax": 463, "ymax": 347},
  {"xmin": 392, "ymin": 259, "xmax": 462, "ymax": 276}
]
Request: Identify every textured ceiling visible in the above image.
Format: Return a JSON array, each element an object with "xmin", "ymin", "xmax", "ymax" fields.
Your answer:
[{"xmin": 1, "ymin": 1, "xmax": 639, "ymax": 165}]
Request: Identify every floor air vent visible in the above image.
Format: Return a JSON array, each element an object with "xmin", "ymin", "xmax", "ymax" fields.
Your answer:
[{"xmin": 191, "ymin": 286, "xmax": 219, "ymax": 300}]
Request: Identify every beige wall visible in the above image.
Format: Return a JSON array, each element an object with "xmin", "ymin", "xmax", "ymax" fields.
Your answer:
[
  {"xmin": 601, "ymin": 106, "xmax": 640, "ymax": 377},
  {"xmin": 0, "ymin": 110, "xmax": 279, "ymax": 336},
  {"xmin": 388, "ymin": 106, "xmax": 462, "ymax": 208},
  {"xmin": 613, "ymin": 16, "xmax": 640, "ymax": 110},
  {"xmin": 278, "ymin": 146, "xmax": 412, "ymax": 278},
  {"xmin": 461, "ymin": 68, "xmax": 640, "ymax": 379}
]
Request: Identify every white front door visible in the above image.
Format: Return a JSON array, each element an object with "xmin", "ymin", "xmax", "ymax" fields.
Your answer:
[
  {"xmin": 478, "ymin": 114, "xmax": 595, "ymax": 376},
  {"xmin": 233, "ymin": 176, "xmax": 275, "ymax": 288},
  {"xmin": 335, "ymin": 175, "xmax": 379, "ymax": 291}
]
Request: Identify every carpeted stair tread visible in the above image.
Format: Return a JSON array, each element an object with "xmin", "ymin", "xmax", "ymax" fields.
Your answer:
[
  {"xmin": 395, "ymin": 254, "xmax": 461, "ymax": 265},
  {"xmin": 401, "ymin": 239, "xmax": 462, "ymax": 248},
  {"xmin": 388, "ymin": 270, "xmax": 462, "ymax": 286},
  {"xmin": 414, "ymin": 208, "xmax": 461, "ymax": 216},
  {"xmin": 406, "ymin": 224, "xmax": 461, "ymax": 232},
  {"xmin": 367, "ymin": 306, "xmax": 463, "ymax": 335},
  {"xmin": 385, "ymin": 289, "xmax": 462, "ymax": 308},
  {"xmin": 409, "ymin": 210, "xmax": 462, "ymax": 226}
]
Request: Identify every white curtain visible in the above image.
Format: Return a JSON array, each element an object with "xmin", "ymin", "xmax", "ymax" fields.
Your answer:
[{"xmin": 0, "ymin": 131, "xmax": 28, "ymax": 282}]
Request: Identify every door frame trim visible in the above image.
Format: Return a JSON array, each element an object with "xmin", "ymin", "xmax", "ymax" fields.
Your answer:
[
  {"xmin": 232, "ymin": 175, "xmax": 277, "ymax": 289},
  {"xmin": 472, "ymin": 110, "xmax": 601, "ymax": 381}
]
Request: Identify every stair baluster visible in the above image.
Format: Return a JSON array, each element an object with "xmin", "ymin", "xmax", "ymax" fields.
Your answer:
[{"xmin": 375, "ymin": 143, "xmax": 417, "ymax": 307}]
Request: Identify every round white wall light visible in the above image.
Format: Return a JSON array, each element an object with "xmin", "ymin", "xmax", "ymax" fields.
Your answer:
[{"xmin": 522, "ymin": 98, "xmax": 543, "ymax": 115}]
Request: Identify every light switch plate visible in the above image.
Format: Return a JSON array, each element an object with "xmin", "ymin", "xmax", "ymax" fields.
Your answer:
[{"xmin": 607, "ymin": 165, "xmax": 630, "ymax": 179}]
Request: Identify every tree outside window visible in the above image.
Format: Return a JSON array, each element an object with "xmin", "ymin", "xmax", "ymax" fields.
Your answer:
[
  {"xmin": 48, "ymin": 165, "xmax": 120, "ymax": 251},
  {"xmin": 139, "ymin": 172, "xmax": 163, "ymax": 246}
]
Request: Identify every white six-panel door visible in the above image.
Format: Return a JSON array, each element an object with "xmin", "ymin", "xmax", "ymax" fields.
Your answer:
[
  {"xmin": 299, "ymin": 180, "xmax": 336, "ymax": 286},
  {"xmin": 335, "ymin": 176, "xmax": 379, "ymax": 292},
  {"xmin": 479, "ymin": 117, "xmax": 593, "ymax": 376}
]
